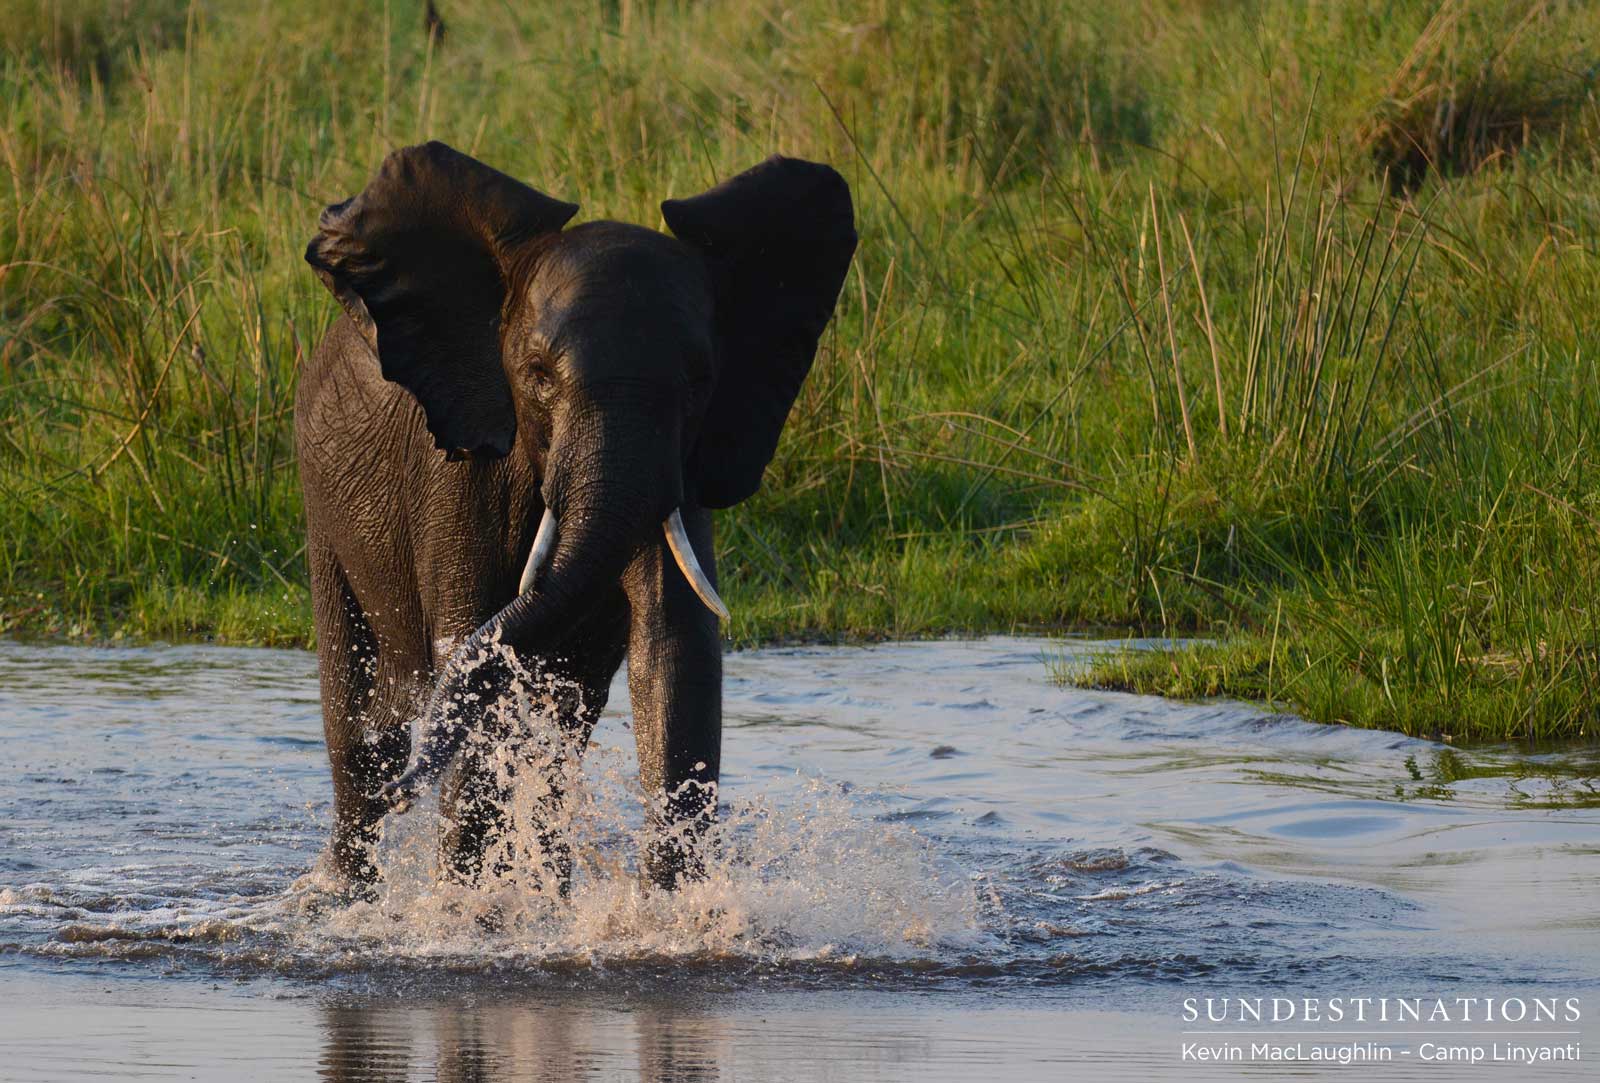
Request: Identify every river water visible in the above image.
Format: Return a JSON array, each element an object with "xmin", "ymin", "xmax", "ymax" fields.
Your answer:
[{"xmin": 0, "ymin": 637, "xmax": 1594, "ymax": 1080}]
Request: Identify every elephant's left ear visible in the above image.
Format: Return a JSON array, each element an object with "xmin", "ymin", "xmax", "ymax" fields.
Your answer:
[{"xmin": 663, "ymin": 157, "xmax": 857, "ymax": 508}]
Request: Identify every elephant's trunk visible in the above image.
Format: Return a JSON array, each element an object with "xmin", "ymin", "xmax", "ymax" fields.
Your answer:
[{"xmin": 381, "ymin": 404, "xmax": 685, "ymax": 812}]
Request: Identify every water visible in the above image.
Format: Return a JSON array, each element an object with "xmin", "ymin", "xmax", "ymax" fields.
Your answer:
[{"xmin": 0, "ymin": 637, "xmax": 1595, "ymax": 1080}]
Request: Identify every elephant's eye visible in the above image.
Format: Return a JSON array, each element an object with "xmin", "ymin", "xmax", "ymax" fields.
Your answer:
[{"xmin": 524, "ymin": 355, "xmax": 556, "ymax": 399}]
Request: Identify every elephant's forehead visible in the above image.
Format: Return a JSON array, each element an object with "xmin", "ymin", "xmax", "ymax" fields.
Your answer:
[
  {"xmin": 528, "ymin": 221, "xmax": 710, "ymax": 314},
  {"xmin": 504, "ymin": 226, "xmax": 714, "ymax": 375}
]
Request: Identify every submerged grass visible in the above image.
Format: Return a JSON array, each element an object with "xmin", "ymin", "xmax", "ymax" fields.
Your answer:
[{"xmin": 3, "ymin": 1, "xmax": 1599, "ymax": 741}]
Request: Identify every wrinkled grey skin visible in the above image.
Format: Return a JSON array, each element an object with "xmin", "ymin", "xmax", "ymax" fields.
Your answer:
[{"xmin": 295, "ymin": 142, "xmax": 855, "ymax": 890}]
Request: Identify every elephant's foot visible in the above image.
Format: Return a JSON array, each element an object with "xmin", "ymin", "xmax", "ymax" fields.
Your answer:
[
  {"xmin": 641, "ymin": 781, "xmax": 719, "ymax": 890},
  {"xmin": 327, "ymin": 820, "xmax": 384, "ymax": 889},
  {"xmin": 294, "ymin": 862, "xmax": 379, "ymax": 917},
  {"xmin": 300, "ymin": 828, "xmax": 383, "ymax": 911},
  {"xmin": 641, "ymin": 824, "xmax": 715, "ymax": 891}
]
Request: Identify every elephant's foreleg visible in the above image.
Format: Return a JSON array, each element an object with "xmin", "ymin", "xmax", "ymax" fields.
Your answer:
[
  {"xmin": 436, "ymin": 633, "xmax": 625, "ymax": 892},
  {"xmin": 438, "ymin": 749, "xmax": 517, "ymax": 886},
  {"xmin": 624, "ymin": 505, "xmax": 723, "ymax": 889},
  {"xmin": 439, "ymin": 749, "xmax": 574, "ymax": 892},
  {"xmin": 309, "ymin": 544, "xmax": 412, "ymax": 887}
]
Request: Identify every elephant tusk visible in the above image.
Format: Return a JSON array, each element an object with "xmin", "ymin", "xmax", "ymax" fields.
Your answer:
[
  {"xmin": 663, "ymin": 509, "xmax": 730, "ymax": 622},
  {"xmin": 518, "ymin": 507, "xmax": 558, "ymax": 594}
]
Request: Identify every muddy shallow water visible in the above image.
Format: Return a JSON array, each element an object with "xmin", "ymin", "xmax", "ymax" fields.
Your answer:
[{"xmin": 0, "ymin": 637, "xmax": 1595, "ymax": 1080}]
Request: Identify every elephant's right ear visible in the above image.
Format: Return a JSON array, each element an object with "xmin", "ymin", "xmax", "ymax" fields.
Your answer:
[{"xmin": 305, "ymin": 142, "xmax": 577, "ymax": 458}]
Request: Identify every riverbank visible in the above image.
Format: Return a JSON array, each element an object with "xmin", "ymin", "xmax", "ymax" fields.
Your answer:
[{"xmin": 4, "ymin": 1, "xmax": 1599, "ymax": 740}]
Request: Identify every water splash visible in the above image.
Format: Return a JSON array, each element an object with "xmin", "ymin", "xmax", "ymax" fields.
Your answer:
[
  {"xmin": 381, "ymin": 630, "xmax": 591, "ymax": 813},
  {"xmin": 308, "ymin": 633, "xmax": 987, "ymax": 968},
  {"xmin": 284, "ymin": 752, "xmax": 982, "ymax": 971}
]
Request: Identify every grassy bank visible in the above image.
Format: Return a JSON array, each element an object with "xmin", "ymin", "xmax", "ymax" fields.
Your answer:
[{"xmin": 3, "ymin": 1, "xmax": 1599, "ymax": 740}]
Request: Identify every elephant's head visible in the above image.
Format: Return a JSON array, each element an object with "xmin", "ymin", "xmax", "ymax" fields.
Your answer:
[{"xmin": 304, "ymin": 142, "xmax": 856, "ymax": 811}]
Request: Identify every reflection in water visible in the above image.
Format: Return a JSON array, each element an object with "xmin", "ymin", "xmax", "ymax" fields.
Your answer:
[
  {"xmin": 318, "ymin": 999, "xmax": 725, "ymax": 1083},
  {"xmin": 634, "ymin": 1005, "xmax": 722, "ymax": 1083},
  {"xmin": 321, "ymin": 1006, "xmax": 413, "ymax": 1083},
  {"xmin": 1400, "ymin": 748, "xmax": 1600, "ymax": 807}
]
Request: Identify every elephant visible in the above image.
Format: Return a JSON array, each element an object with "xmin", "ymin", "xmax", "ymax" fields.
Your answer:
[{"xmin": 295, "ymin": 142, "xmax": 856, "ymax": 891}]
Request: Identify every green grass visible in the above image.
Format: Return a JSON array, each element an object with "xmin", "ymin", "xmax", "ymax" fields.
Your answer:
[{"xmin": 4, "ymin": 0, "xmax": 1600, "ymax": 741}]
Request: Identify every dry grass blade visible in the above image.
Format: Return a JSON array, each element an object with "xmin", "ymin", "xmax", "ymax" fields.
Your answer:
[
  {"xmin": 1177, "ymin": 211, "xmax": 1226, "ymax": 441},
  {"xmin": 1150, "ymin": 184, "xmax": 1195, "ymax": 462}
]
